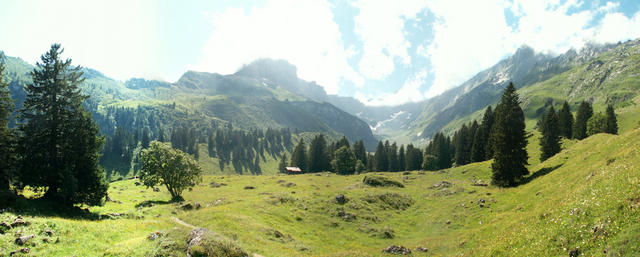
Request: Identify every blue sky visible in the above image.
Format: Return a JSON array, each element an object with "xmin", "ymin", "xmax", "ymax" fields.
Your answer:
[{"xmin": 1, "ymin": 0, "xmax": 639, "ymax": 106}]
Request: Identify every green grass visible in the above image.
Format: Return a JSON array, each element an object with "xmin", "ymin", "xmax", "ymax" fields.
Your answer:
[{"xmin": 3, "ymin": 122, "xmax": 640, "ymax": 256}]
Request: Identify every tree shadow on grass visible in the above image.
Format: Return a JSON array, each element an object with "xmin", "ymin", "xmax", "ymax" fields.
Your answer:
[
  {"xmin": 519, "ymin": 164, "xmax": 563, "ymax": 185},
  {"xmin": 135, "ymin": 199, "xmax": 172, "ymax": 209},
  {"xmin": 7, "ymin": 196, "xmax": 102, "ymax": 221}
]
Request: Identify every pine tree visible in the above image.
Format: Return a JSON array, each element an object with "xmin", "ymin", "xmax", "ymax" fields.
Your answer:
[
  {"xmin": 158, "ymin": 127, "xmax": 166, "ymax": 142},
  {"xmin": 352, "ymin": 140, "xmax": 367, "ymax": 165},
  {"xmin": 490, "ymin": 82, "xmax": 528, "ymax": 187},
  {"xmin": 307, "ymin": 135, "xmax": 330, "ymax": 172},
  {"xmin": 573, "ymin": 101, "xmax": 593, "ymax": 140},
  {"xmin": 374, "ymin": 141, "xmax": 388, "ymax": 171},
  {"xmin": 207, "ymin": 132, "xmax": 215, "ymax": 157},
  {"xmin": 539, "ymin": 106, "xmax": 561, "ymax": 162},
  {"xmin": 331, "ymin": 146, "xmax": 356, "ymax": 175},
  {"xmin": 472, "ymin": 107, "xmax": 493, "ymax": 162},
  {"xmin": 290, "ymin": 138, "xmax": 307, "ymax": 172},
  {"xmin": 388, "ymin": 142, "xmax": 399, "ymax": 171},
  {"xmin": 18, "ymin": 44, "xmax": 108, "ymax": 205},
  {"xmin": 454, "ymin": 124, "xmax": 470, "ymax": 166},
  {"xmin": 586, "ymin": 112, "xmax": 608, "ymax": 136},
  {"xmin": 279, "ymin": 154, "xmax": 287, "ymax": 173},
  {"xmin": 398, "ymin": 145, "xmax": 405, "ymax": 171},
  {"xmin": 558, "ymin": 101, "xmax": 573, "ymax": 138},
  {"xmin": 141, "ymin": 127, "xmax": 150, "ymax": 149},
  {"xmin": 0, "ymin": 52, "xmax": 16, "ymax": 194},
  {"xmin": 605, "ymin": 104, "xmax": 618, "ymax": 135}
]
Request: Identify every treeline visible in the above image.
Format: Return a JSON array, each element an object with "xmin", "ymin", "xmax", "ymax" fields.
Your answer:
[
  {"xmin": 92, "ymin": 102, "xmax": 294, "ymax": 177},
  {"xmin": 283, "ymin": 135, "xmax": 424, "ymax": 175},
  {"xmin": 538, "ymin": 100, "xmax": 617, "ymax": 161}
]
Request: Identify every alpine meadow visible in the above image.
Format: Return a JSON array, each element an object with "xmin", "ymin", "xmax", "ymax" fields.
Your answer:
[{"xmin": 2, "ymin": 1, "xmax": 640, "ymax": 256}]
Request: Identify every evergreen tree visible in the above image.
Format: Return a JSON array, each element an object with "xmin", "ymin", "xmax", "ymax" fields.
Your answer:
[
  {"xmin": 207, "ymin": 132, "xmax": 215, "ymax": 157},
  {"xmin": 290, "ymin": 138, "xmax": 307, "ymax": 172},
  {"xmin": 374, "ymin": 141, "xmax": 388, "ymax": 171},
  {"xmin": 331, "ymin": 146, "xmax": 356, "ymax": 175},
  {"xmin": 605, "ymin": 104, "xmax": 618, "ymax": 135},
  {"xmin": 141, "ymin": 127, "xmax": 150, "ymax": 149},
  {"xmin": 158, "ymin": 127, "xmax": 166, "ymax": 142},
  {"xmin": 352, "ymin": 140, "xmax": 367, "ymax": 165},
  {"xmin": 454, "ymin": 124, "xmax": 471, "ymax": 166},
  {"xmin": 398, "ymin": 145, "xmax": 405, "ymax": 171},
  {"xmin": 573, "ymin": 101, "xmax": 593, "ymax": 140},
  {"xmin": 278, "ymin": 154, "xmax": 288, "ymax": 173},
  {"xmin": 0, "ymin": 52, "xmax": 16, "ymax": 195},
  {"xmin": 335, "ymin": 136, "xmax": 350, "ymax": 149},
  {"xmin": 307, "ymin": 135, "xmax": 330, "ymax": 172},
  {"xmin": 18, "ymin": 44, "xmax": 108, "ymax": 205},
  {"xmin": 586, "ymin": 113, "xmax": 608, "ymax": 136},
  {"xmin": 388, "ymin": 142, "xmax": 399, "ymax": 171},
  {"xmin": 558, "ymin": 101, "xmax": 573, "ymax": 138},
  {"xmin": 422, "ymin": 154, "xmax": 438, "ymax": 171},
  {"xmin": 472, "ymin": 106, "xmax": 494, "ymax": 162},
  {"xmin": 404, "ymin": 144, "xmax": 423, "ymax": 171},
  {"xmin": 539, "ymin": 106, "xmax": 561, "ymax": 162},
  {"xmin": 490, "ymin": 82, "xmax": 528, "ymax": 187}
]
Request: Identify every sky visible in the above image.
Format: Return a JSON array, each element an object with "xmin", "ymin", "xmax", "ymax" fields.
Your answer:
[{"xmin": 1, "ymin": 0, "xmax": 639, "ymax": 106}]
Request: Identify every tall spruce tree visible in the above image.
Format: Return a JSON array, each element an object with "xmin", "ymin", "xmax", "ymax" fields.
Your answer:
[
  {"xmin": 0, "ymin": 52, "xmax": 16, "ymax": 195},
  {"xmin": 290, "ymin": 138, "xmax": 307, "ymax": 172},
  {"xmin": 605, "ymin": 104, "xmax": 618, "ymax": 135},
  {"xmin": 352, "ymin": 140, "xmax": 367, "ymax": 165},
  {"xmin": 490, "ymin": 82, "xmax": 528, "ymax": 187},
  {"xmin": 141, "ymin": 127, "xmax": 150, "ymax": 149},
  {"xmin": 404, "ymin": 144, "xmax": 422, "ymax": 171},
  {"xmin": 471, "ymin": 106, "xmax": 493, "ymax": 162},
  {"xmin": 454, "ymin": 124, "xmax": 471, "ymax": 166},
  {"xmin": 398, "ymin": 145, "xmax": 405, "ymax": 171},
  {"xmin": 573, "ymin": 101, "xmax": 593, "ymax": 140},
  {"xmin": 388, "ymin": 142, "xmax": 399, "ymax": 171},
  {"xmin": 18, "ymin": 44, "xmax": 108, "ymax": 205},
  {"xmin": 558, "ymin": 101, "xmax": 573, "ymax": 138},
  {"xmin": 307, "ymin": 135, "xmax": 330, "ymax": 172},
  {"xmin": 374, "ymin": 141, "xmax": 388, "ymax": 171},
  {"xmin": 539, "ymin": 106, "xmax": 561, "ymax": 162}
]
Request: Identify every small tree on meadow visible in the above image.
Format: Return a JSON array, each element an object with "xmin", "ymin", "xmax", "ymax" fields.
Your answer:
[{"xmin": 139, "ymin": 141, "xmax": 202, "ymax": 201}]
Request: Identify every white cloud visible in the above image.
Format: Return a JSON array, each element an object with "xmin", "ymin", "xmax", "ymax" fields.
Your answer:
[
  {"xmin": 421, "ymin": 0, "xmax": 515, "ymax": 98},
  {"xmin": 356, "ymin": 70, "xmax": 428, "ymax": 106},
  {"xmin": 351, "ymin": 0, "xmax": 429, "ymax": 80},
  {"xmin": 192, "ymin": 0, "xmax": 363, "ymax": 94},
  {"xmin": 0, "ymin": 0, "xmax": 163, "ymax": 81},
  {"xmin": 420, "ymin": 0, "xmax": 640, "ymax": 100}
]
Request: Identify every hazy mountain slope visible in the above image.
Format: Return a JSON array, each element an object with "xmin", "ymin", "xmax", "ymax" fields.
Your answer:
[{"xmin": 412, "ymin": 43, "xmax": 619, "ymax": 140}]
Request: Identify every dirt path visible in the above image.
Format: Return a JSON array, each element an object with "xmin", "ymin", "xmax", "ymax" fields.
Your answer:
[{"xmin": 170, "ymin": 216, "xmax": 196, "ymax": 229}]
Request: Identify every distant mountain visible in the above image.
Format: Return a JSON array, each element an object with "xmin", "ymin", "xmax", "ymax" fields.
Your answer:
[{"xmin": 406, "ymin": 42, "xmax": 621, "ymax": 141}]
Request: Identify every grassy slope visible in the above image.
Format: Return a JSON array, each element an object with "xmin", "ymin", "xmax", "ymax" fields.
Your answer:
[{"xmin": 3, "ymin": 115, "xmax": 640, "ymax": 256}]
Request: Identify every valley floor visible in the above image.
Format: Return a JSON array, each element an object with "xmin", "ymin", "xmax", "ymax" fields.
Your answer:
[{"xmin": 3, "ymin": 128, "xmax": 640, "ymax": 256}]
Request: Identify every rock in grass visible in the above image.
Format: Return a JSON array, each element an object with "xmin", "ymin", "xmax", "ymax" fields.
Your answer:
[
  {"xmin": 362, "ymin": 175, "xmax": 404, "ymax": 188},
  {"xmin": 11, "ymin": 218, "xmax": 30, "ymax": 228},
  {"xmin": 9, "ymin": 247, "xmax": 29, "ymax": 255},
  {"xmin": 569, "ymin": 248, "xmax": 580, "ymax": 257},
  {"xmin": 186, "ymin": 228, "xmax": 248, "ymax": 257},
  {"xmin": 335, "ymin": 194, "xmax": 347, "ymax": 205},
  {"xmin": 244, "ymin": 186, "xmax": 255, "ymax": 190},
  {"xmin": 15, "ymin": 234, "xmax": 34, "ymax": 245},
  {"xmin": 0, "ymin": 221, "xmax": 11, "ymax": 233},
  {"xmin": 415, "ymin": 246, "xmax": 428, "ymax": 252},
  {"xmin": 382, "ymin": 245, "xmax": 411, "ymax": 255}
]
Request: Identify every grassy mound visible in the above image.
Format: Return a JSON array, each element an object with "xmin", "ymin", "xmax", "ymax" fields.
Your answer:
[{"xmin": 362, "ymin": 175, "xmax": 404, "ymax": 188}]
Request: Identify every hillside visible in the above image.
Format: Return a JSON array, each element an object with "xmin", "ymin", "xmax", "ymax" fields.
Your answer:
[{"xmin": 2, "ymin": 109, "xmax": 640, "ymax": 255}]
